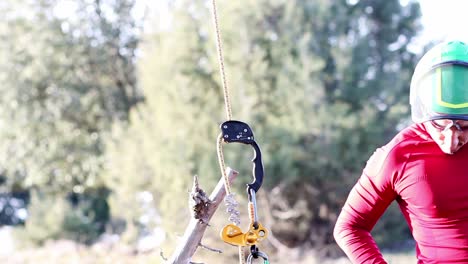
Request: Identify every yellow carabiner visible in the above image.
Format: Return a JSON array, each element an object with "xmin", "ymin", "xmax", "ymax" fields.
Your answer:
[{"xmin": 220, "ymin": 222, "xmax": 268, "ymax": 246}]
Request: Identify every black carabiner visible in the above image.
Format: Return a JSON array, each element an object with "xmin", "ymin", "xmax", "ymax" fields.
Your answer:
[
  {"xmin": 220, "ymin": 120, "xmax": 264, "ymax": 195},
  {"xmin": 247, "ymin": 245, "xmax": 269, "ymax": 264}
]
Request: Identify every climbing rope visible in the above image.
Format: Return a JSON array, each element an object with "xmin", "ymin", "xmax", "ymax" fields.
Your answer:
[
  {"xmin": 211, "ymin": 0, "xmax": 232, "ymax": 121},
  {"xmin": 211, "ymin": 1, "xmax": 244, "ymax": 262},
  {"xmin": 210, "ymin": 1, "xmax": 269, "ymax": 263},
  {"xmin": 212, "ymin": 0, "xmax": 237, "ymax": 223}
]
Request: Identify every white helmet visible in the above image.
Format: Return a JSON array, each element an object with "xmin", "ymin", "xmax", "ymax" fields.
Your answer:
[{"xmin": 410, "ymin": 40, "xmax": 468, "ymax": 123}]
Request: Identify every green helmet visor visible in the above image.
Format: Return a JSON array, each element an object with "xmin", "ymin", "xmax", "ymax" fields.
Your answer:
[
  {"xmin": 410, "ymin": 41, "xmax": 468, "ymax": 123},
  {"xmin": 414, "ymin": 62, "xmax": 468, "ymax": 121}
]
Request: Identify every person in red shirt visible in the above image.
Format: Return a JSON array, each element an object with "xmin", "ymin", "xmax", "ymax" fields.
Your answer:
[{"xmin": 334, "ymin": 40, "xmax": 468, "ymax": 263}]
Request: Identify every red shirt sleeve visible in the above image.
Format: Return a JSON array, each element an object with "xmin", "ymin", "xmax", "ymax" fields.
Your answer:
[{"xmin": 334, "ymin": 146, "xmax": 401, "ymax": 263}]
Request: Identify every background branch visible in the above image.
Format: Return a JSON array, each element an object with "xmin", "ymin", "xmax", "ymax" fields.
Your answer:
[{"xmin": 167, "ymin": 167, "xmax": 238, "ymax": 264}]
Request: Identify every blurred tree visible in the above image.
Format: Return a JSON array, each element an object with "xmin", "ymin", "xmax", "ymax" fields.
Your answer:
[
  {"xmin": 15, "ymin": 189, "xmax": 109, "ymax": 245},
  {"xmin": 0, "ymin": 0, "xmax": 142, "ymax": 243},
  {"xmin": 106, "ymin": 0, "xmax": 422, "ymax": 258}
]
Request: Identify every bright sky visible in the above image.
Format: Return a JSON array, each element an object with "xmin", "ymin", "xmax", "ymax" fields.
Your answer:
[
  {"xmin": 53, "ymin": 0, "xmax": 468, "ymax": 43},
  {"xmin": 418, "ymin": 0, "xmax": 468, "ymax": 43}
]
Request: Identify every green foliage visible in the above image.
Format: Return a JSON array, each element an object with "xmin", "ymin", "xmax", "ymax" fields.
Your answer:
[
  {"xmin": 65, "ymin": 187, "xmax": 111, "ymax": 244},
  {"xmin": 0, "ymin": 0, "xmax": 141, "ymax": 193},
  {"xmin": 15, "ymin": 192, "xmax": 67, "ymax": 245},
  {"xmin": 15, "ymin": 188, "xmax": 110, "ymax": 246},
  {"xmin": 0, "ymin": 0, "xmax": 141, "ymax": 245},
  {"xmin": 373, "ymin": 203, "xmax": 412, "ymax": 249},
  {"xmin": 104, "ymin": 118, "xmax": 169, "ymax": 243}
]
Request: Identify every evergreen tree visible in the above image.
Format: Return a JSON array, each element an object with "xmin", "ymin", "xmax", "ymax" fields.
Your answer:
[{"xmin": 0, "ymin": 0, "xmax": 142, "ymax": 243}]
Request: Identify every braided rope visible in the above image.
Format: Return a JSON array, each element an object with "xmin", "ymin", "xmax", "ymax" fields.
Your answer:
[
  {"xmin": 212, "ymin": 1, "xmax": 245, "ymax": 263},
  {"xmin": 211, "ymin": 0, "xmax": 233, "ymax": 121},
  {"xmin": 216, "ymin": 133, "xmax": 231, "ymax": 194},
  {"xmin": 239, "ymin": 246, "xmax": 246, "ymax": 264}
]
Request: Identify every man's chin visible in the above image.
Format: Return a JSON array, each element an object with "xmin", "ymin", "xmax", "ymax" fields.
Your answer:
[{"xmin": 439, "ymin": 146, "xmax": 462, "ymax": 155}]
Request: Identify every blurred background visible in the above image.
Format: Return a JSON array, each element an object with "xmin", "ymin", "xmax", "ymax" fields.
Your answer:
[{"xmin": 0, "ymin": 0, "xmax": 466, "ymax": 263}]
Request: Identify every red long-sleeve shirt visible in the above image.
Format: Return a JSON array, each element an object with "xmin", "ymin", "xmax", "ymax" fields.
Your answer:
[{"xmin": 334, "ymin": 123, "xmax": 468, "ymax": 263}]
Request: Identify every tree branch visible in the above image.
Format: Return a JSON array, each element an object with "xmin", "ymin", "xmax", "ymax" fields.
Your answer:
[{"xmin": 167, "ymin": 167, "xmax": 238, "ymax": 264}]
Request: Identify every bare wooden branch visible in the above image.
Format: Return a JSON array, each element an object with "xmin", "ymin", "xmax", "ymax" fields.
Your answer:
[
  {"xmin": 198, "ymin": 242, "xmax": 222, "ymax": 253},
  {"xmin": 167, "ymin": 167, "xmax": 238, "ymax": 264}
]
